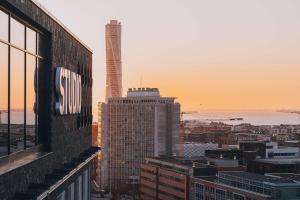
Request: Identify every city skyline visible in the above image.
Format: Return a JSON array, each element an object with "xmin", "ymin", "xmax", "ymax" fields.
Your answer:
[
  {"xmin": 37, "ymin": 0, "xmax": 300, "ymax": 113},
  {"xmin": 2, "ymin": 1, "xmax": 300, "ymax": 199}
]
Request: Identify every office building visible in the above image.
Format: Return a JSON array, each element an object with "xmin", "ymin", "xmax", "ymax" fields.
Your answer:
[
  {"xmin": 265, "ymin": 142, "xmax": 299, "ymax": 159},
  {"xmin": 248, "ymin": 158, "xmax": 300, "ymax": 174},
  {"xmin": 105, "ymin": 20, "xmax": 122, "ymax": 101},
  {"xmin": 100, "ymin": 88, "xmax": 180, "ymax": 191},
  {"xmin": 0, "ymin": 0, "xmax": 97, "ymax": 199},
  {"xmin": 239, "ymin": 141, "xmax": 299, "ymax": 159},
  {"xmin": 190, "ymin": 174, "xmax": 272, "ymax": 200},
  {"xmin": 140, "ymin": 157, "xmax": 217, "ymax": 200},
  {"xmin": 140, "ymin": 157, "xmax": 245, "ymax": 200},
  {"xmin": 191, "ymin": 171, "xmax": 300, "ymax": 200},
  {"xmin": 217, "ymin": 172, "xmax": 300, "ymax": 200}
]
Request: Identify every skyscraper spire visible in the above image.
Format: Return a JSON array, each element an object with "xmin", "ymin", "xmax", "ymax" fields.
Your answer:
[{"xmin": 105, "ymin": 20, "xmax": 122, "ymax": 101}]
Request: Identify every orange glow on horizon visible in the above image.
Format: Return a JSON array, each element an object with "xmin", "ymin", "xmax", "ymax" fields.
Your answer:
[{"xmin": 20, "ymin": 0, "xmax": 300, "ymax": 114}]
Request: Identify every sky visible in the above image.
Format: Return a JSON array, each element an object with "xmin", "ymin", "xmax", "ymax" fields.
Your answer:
[{"xmin": 37, "ymin": 0, "xmax": 300, "ymax": 116}]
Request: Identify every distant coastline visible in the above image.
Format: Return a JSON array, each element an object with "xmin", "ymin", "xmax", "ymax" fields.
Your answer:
[
  {"xmin": 183, "ymin": 110, "xmax": 300, "ymax": 126},
  {"xmin": 277, "ymin": 109, "xmax": 300, "ymax": 114}
]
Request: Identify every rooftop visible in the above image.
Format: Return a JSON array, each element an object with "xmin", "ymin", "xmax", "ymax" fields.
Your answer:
[
  {"xmin": 127, "ymin": 88, "xmax": 160, "ymax": 97},
  {"xmin": 253, "ymin": 158, "xmax": 300, "ymax": 165},
  {"xmin": 146, "ymin": 156, "xmax": 208, "ymax": 168},
  {"xmin": 266, "ymin": 173, "xmax": 300, "ymax": 182},
  {"xmin": 219, "ymin": 171, "xmax": 300, "ymax": 185}
]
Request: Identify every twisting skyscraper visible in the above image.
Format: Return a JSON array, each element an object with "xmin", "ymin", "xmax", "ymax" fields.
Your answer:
[{"xmin": 105, "ymin": 20, "xmax": 122, "ymax": 101}]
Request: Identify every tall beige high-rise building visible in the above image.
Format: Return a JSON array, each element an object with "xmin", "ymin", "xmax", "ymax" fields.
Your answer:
[
  {"xmin": 105, "ymin": 20, "xmax": 122, "ymax": 101},
  {"xmin": 99, "ymin": 88, "xmax": 180, "ymax": 191}
]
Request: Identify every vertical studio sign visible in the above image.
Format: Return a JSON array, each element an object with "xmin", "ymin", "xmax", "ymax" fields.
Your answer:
[{"xmin": 55, "ymin": 67, "xmax": 82, "ymax": 115}]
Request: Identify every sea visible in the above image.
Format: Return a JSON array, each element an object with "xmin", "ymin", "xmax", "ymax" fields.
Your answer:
[
  {"xmin": 183, "ymin": 110, "xmax": 300, "ymax": 126},
  {"xmin": 2, "ymin": 110, "xmax": 300, "ymax": 126}
]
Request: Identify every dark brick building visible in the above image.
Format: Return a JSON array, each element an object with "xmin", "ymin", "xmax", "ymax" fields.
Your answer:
[
  {"xmin": 0, "ymin": 0, "xmax": 97, "ymax": 199},
  {"xmin": 140, "ymin": 157, "xmax": 216, "ymax": 200},
  {"xmin": 248, "ymin": 158, "xmax": 300, "ymax": 174}
]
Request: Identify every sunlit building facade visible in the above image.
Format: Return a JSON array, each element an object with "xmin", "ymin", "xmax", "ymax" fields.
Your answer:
[
  {"xmin": 105, "ymin": 20, "xmax": 122, "ymax": 101},
  {"xmin": 100, "ymin": 88, "xmax": 180, "ymax": 191}
]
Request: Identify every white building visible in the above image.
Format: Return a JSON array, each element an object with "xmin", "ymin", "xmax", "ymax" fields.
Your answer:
[
  {"xmin": 99, "ymin": 88, "xmax": 180, "ymax": 190},
  {"xmin": 265, "ymin": 142, "xmax": 299, "ymax": 159}
]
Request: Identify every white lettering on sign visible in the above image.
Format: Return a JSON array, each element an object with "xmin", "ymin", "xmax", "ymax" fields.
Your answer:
[{"xmin": 55, "ymin": 67, "xmax": 82, "ymax": 115}]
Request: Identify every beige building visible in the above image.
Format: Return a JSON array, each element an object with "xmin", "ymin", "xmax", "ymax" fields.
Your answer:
[
  {"xmin": 105, "ymin": 20, "xmax": 122, "ymax": 101},
  {"xmin": 99, "ymin": 88, "xmax": 180, "ymax": 191}
]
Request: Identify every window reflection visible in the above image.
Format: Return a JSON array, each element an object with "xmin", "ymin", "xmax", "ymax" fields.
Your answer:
[
  {"xmin": 11, "ymin": 17, "xmax": 25, "ymax": 49},
  {"xmin": 1, "ymin": 8, "xmax": 43, "ymax": 155},
  {"xmin": 0, "ymin": 10, "xmax": 9, "ymax": 42},
  {"xmin": 26, "ymin": 27, "xmax": 36, "ymax": 54},
  {"xmin": 10, "ymin": 47, "xmax": 25, "ymax": 153},
  {"xmin": 26, "ymin": 54, "xmax": 36, "ymax": 147},
  {"xmin": 0, "ymin": 43, "xmax": 8, "ymax": 157}
]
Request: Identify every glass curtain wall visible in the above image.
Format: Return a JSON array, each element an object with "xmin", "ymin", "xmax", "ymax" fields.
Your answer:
[{"xmin": 0, "ymin": 8, "xmax": 44, "ymax": 156}]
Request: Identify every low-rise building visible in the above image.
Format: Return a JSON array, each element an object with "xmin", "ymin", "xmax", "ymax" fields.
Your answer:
[
  {"xmin": 190, "ymin": 171, "xmax": 300, "ymax": 200},
  {"xmin": 248, "ymin": 158, "xmax": 300, "ymax": 174},
  {"xmin": 239, "ymin": 141, "xmax": 300, "ymax": 159},
  {"xmin": 217, "ymin": 171, "xmax": 300, "ymax": 200},
  {"xmin": 190, "ymin": 175, "xmax": 271, "ymax": 200},
  {"xmin": 265, "ymin": 142, "xmax": 299, "ymax": 159},
  {"xmin": 139, "ymin": 156, "xmax": 245, "ymax": 200},
  {"xmin": 140, "ymin": 157, "xmax": 216, "ymax": 200}
]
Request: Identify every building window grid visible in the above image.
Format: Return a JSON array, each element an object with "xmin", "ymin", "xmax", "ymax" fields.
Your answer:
[
  {"xmin": 0, "ymin": 7, "xmax": 44, "ymax": 156},
  {"xmin": 219, "ymin": 174, "xmax": 269, "ymax": 196},
  {"xmin": 158, "ymin": 181, "xmax": 185, "ymax": 193},
  {"xmin": 159, "ymin": 173, "xmax": 184, "ymax": 183},
  {"xmin": 215, "ymin": 188, "xmax": 226, "ymax": 200},
  {"xmin": 192, "ymin": 182, "xmax": 204, "ymax": 200}
]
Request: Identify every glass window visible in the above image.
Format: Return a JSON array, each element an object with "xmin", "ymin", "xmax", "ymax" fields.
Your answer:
[
  {"xmin": 0, "ymin": 43, "xmax": 8, "ymax": 157},
  {"xmin": 0, "ymin": 8, "xmax": 45, "ymax": 156},
  {"xmin": 83, "ymin": 170, "xmax": 88, "ymax": 200},
  {"xmin": 10, "ymin": 47, "xmax": 25, "ymax": 153},
  {"xmin": 57, "ymin": 191, "xmax": 66, "ymax": 200},
  {"xmin": 11, "ymin": 17, "xmax": 25, "ymax": 49},
  {"xmin": 26, "ymin": 54, "xmax": 36, "ymax": 148},
  {"xmin": 75, "ymin": 176, "xmax": 82, "ymax": 200},
  {"xmin": 26, "ymin": 27, "xmax": 36, "ymax": 54},
  {"xmin": 67, "ymin": 183, "xmax": 75, "ymax": 200},
  {"xmin": 0, "ymin": 10, "xmax": 9, "ymax": 41}
]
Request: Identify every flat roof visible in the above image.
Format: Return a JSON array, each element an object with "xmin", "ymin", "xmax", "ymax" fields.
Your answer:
[
  {"xmin": 31, "ymin": 0, "xmax": 93, "ymax": 52},
  {"xmin": 220, "ymin": 171, "xmax": 298, "ymax": 184},
  {"xmin": 109, "ymin": 96, "xmax": 176, "ymax": 99},
  {"xmin": 146, "ymin": 157, "xmax": 211, "ymax": 169},
  {"xmin": 253, "ymin": 158, "xmax": 300, "ymax": 165},
  {"xmin": 267, "ymin": 173, "xmax": 300, "ymax": 182}
]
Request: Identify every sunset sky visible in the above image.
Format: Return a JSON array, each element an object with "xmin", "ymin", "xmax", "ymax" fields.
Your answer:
[{"xmin": 37, "ymin": 0, "xmax": 300, "ymax": 114}]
